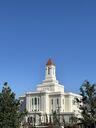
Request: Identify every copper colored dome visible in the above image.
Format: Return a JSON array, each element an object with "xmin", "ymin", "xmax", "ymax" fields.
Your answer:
[{"xmin": 46, "ymin": 58, "xmax": 55, "ymax": 66}]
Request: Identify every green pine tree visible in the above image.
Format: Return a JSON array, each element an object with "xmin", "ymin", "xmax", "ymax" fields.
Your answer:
[
  {"xmin": 76, "ymin": 80, "xmax": 96, "ymax": 128},
  {"xmin": 52, "ymin": 111, "xmax": 60, "ymax": 128},
  {"xmin": 0, "ymin": 82, "xmax": 26, "ymax": 128}
]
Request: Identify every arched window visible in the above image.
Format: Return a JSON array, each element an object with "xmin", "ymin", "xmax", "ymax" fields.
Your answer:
[
  {"xmin": 48, "ymin": 67, "xmax": 50, "ymax": 74},
  {"xmin": 27, "ymin": 117, "xmax": 33, "ymax": 123}
]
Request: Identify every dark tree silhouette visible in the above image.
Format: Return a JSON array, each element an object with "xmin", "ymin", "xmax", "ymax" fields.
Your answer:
[
  {"xmin": 0, "ymin": 82, "xmax": 26, "ymax": 128},
  {"xmin": 76, "ymin": 81, "xmax": 96, "ymax": 128}
]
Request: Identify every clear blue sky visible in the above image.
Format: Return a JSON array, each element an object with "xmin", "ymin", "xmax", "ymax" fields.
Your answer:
[{"xmin": 0, "ymin": 0, "xmax": 96, "ymax": 97}]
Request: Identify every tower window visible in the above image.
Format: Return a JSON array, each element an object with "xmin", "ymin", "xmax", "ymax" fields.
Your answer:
[{"xmin": 48, "ymin": 67, "xmax": 50, "ymax": 74}]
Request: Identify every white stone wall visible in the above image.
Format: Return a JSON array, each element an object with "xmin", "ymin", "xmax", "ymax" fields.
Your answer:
[
  {"xmin": 64, "ymin": 93, "xmax": 81, "ymax": 117},
  {"xmin": 20, "ymin": 92, "xmax": 81, "ymax": 120},
  {"xmin": 60, "ymin": 94, "xmax": 65, "ymax": 112},
  {"xmin": 64, "ymin": 95, "xmax": 72, "ymax": 112},
  {"xmin": 19, "ymin": 59, "xmax": 82, "ymax": 123},
  {"xmin": 26, "ymin": 94, "xmax": 31, "ymax": 111}
]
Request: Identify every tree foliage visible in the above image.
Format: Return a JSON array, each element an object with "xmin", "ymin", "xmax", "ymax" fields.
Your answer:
[
  {"xmin": 76, "ymin": 80, "xmax": 96, "ymax": 127},
  {"xmin": 53, "ymin": 111, "xmax": 60, "ymax": 126},
  {"xmin": 0, "ymin": 82, "xmax": 26, "ymax": 128}
]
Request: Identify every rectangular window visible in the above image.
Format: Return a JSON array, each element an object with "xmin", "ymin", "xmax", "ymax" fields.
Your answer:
[
  {"xmin": 35, "ymin": 97, "xmax": 37, "ymax": 105},
  {"xmin": 38, "ymin": 98, "xmax": 39, "ymax": 105},
  {"xmin": 51, "ymin": 99, "xmax": 53, "ymax": 105},
  {"xmin": 32, "ymin": 98, "xmax": 33, "ymax": 105},
  {"xmin": 57, "ymin": 99, "xmax": 59, "ymax": 104}
]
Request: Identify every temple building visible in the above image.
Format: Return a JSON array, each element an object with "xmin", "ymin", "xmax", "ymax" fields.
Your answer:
[{"xmin": 20, "ymin": 59, "xmax": 81, "ymax": 125}]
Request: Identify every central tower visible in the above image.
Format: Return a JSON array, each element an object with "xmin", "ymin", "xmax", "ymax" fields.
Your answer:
[
  {"xmin": 45, "ymin": 58, "xmax": 56, "ymax": 81},
  {"xmin": 37, "ymin": 58, "xmax": 64, "ymax": 93}
]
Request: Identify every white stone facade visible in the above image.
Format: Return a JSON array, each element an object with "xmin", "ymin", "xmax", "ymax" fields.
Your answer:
[{"xmin": 20, "ymin": 59, "xmax": 81, "ymax": 124}]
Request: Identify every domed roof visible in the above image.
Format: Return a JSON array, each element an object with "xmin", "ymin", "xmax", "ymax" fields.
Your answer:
[{"xmin": 46, "ymin": 58, "xmax": 55, "ymax": 66}]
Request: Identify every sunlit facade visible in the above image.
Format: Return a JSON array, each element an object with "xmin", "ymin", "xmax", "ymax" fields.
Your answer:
[{"xmin": 20, "ymin": 59, "xmax": 81, "ymax": 125}]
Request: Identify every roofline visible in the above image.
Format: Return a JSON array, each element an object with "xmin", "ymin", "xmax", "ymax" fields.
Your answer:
[{"xmin": 64, "ymin": 92, "xmax": 81, "ymax": 97}]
